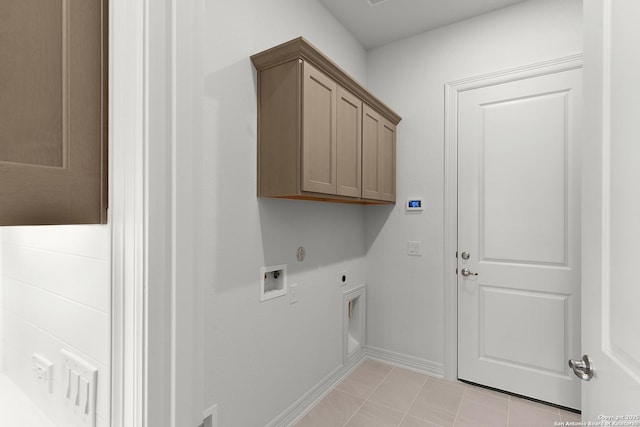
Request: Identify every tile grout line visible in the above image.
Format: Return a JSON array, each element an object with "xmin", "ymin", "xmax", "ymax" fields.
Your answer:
[
  {"xmin": 452, "ymin": 383, "xmax": 469, "ymax": 426},
  {"xmin": 396, "ymin": 374, "xmax": 430, "ymax": 427},
  {"xmin": 341, "ymin": 365, "xmax": 396, "ymax": 427}
]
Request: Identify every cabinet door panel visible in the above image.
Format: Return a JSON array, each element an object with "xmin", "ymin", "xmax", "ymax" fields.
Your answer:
[
  {"xmin": 362, "ymin": 106, "xmax": 396, "ymax": 202},
  {"xmin": 362, "ymin": 106, "xmax": 380, "ymax": 200},
  {"xmin": 378, "ymin": 120, "xmax": 396, "ymax": 202},
  {"xmin": 302, "ymin": 63, "xmax": 336, "ymax": 195},
  {"xmin": 336, "ymin": 87, "xmax": 361, "ymax": 197},
  {"xmin": 0, "ymin": 0, "xmax": 107, "ymax": 225}
]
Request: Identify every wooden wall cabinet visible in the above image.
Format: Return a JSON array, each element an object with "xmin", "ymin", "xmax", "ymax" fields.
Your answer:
[{"xmin": 251, "ymin": 37, "xmax": 400, "ymax": 204}]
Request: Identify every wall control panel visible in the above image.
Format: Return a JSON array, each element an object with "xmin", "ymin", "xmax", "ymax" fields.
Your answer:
[{"xmin": 406, "ymin": 198, "xmax": 424, "ymax": 211}]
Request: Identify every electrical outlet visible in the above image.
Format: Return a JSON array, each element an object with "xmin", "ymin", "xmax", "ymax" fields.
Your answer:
[{"xmin": 32, "ymin": 353, "xmax": 54, "ymax": 394}]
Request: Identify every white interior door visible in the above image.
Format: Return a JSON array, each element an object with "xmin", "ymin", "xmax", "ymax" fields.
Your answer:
[
  {"xmin": 580, "ymin": 0, "xmax": 640, "ymax": 419},
  {"xmin": 457, "ymin": 68, "xmax": 583, "ymax": 409}
]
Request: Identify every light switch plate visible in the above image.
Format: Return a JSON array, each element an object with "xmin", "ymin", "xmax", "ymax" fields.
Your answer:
[
  {"xmin": 408, "ymin": 241, "xmax": 422, "ymax": 256},
  {"xmin": 61, "ymin": 350, "xmax": 97, "ymax": 427}
]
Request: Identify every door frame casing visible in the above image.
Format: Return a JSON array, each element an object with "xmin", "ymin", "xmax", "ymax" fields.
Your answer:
[
  {"xmin": 442, "ymin": 54, "xmax": 584, "ymax": 382},
  {"xmin": 582, "ymin": 0, "xmax": 640, "ymax": 416},
  {"xmin": 110, "ymin": 0, "xmax": 204, "ymax": 425}
]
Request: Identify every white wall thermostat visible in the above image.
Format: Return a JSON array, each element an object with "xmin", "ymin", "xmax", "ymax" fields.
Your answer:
[{"xmin": 406, "ymin": 198, "xmax": 424, "ymax": 211}]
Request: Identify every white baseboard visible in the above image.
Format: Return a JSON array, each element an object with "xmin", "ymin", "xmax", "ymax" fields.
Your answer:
[
  {"xmin": 363, "ymin": 346, "xmax": 445, "ymax": 378},
  {"xmin": 266, "ymin": 348, "xmax": 367, "ymax": 427},
  {"xmin": 267, "ymin": 346, "xmax": 444, "ymax": 426}
]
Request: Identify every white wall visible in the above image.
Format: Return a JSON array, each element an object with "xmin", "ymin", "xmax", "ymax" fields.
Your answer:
[
  {"xmin": 0, "ymin": 230, "xmax": 3, "ymax": 371},
  {"xmin": 202, "ymin": 1, "xmax": 369, "ymax": 426},
  {"xmin": 1, "ymin": 225, "xmax": 111, "ymax": 427},
  {"xmin": 364, "ymin": 0, "xmax": 583, "ymax": 367}
]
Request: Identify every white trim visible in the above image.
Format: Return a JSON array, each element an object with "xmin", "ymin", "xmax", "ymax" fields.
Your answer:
[
  {"xmin": 145, "ymin": 0, "xmax": 175, "ymax": 425},
  {"xmin": 111, "ymin": 0, "xmax": 192, "ymax": 425},
  {"xmin": 443, "ymin": 54, "xmax": 584, "ymax": 382},
  {"xmin": 202, "ymin": 404, "xmax": 218, "ymax": 425},
  {"xmin": 142, "ymin": 0, "xmax": 205, "ymax": 425},
  {"xmin": 268, "ymin": 350, "xmax": 366, "ymax": 427},
  {"xmin": 600, "ymin": 0, "xmax": 612, "ymax": 359},
  {"xmin": 597, "ymin": 0, "xmax": 640, "ymax": 386},
  {"xmin": 171, "ymin": 0, "xmax": 204, "ymax": 424},
  {"xmin": 170, "ymin": 0, "xmax": 179, "ymax": 418},
  {"xmin": 443, "ymin": 80, "xmax": 459, "ymax": 382},
  {"xmin": 446, "ymin": 54, "xmax": 583, "ymax": 93},
  {"xmin": 364, "ymin": 346, "xmax": 444, "ymax": 378},
  {"xmin": 110, "ymin": 0, "xmax": 146, "ymax": 426}
]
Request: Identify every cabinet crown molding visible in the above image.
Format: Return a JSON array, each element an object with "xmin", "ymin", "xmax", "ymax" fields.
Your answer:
[{"xmin": 251, "ymin": 36, "xmax": 401, "ymax": 125}]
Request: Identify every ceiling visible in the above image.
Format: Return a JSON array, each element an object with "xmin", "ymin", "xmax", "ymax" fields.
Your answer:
[{"xmin": 318, "ymin": 0, "xmax": 528, "ymax": 50}]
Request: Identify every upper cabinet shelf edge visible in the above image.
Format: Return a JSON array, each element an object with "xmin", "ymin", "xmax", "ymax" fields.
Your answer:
[{"xmin": 250, "ymin": 37, "xmax": 401, "ymax": 126}]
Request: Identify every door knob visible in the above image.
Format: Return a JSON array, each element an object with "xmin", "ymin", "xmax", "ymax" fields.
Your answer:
[
  {"xmin": 461, "ymin": 251, "xmax": 470, "ymax": 260},
  {"xmin": 568, "ymin": 355, "xmax": 594, "ymax": 381},
  {"xmin": 460, "ymin": 268, "xmax": 478, "ymax": 277}
]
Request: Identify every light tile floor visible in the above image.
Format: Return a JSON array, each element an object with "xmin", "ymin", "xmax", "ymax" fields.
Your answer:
[{"xmin": 294, "ymin": 359, "xmax": 581, "ymax": 427}]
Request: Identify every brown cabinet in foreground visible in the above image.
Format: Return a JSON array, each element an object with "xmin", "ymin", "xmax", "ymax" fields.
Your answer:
[
  {"xmin": 251, "ymin": 37, "xmax": 400, "ymax": 204},
  {"xmin": 0, "ymin": 0, "xmax": 108, "ymax": 225}
]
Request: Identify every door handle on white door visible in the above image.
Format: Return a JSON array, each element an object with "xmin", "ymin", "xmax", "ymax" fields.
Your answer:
[
  {"xmin": 460, "ymin": 268, "xmax": 478, "ymax": 277},
  {"xmin": 568, "ymin": 355, "xmax": 594, "ymax": 381}
]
